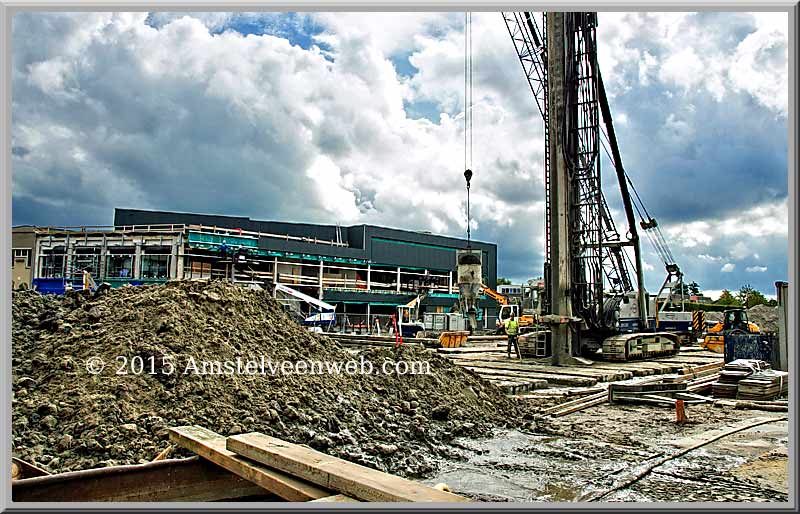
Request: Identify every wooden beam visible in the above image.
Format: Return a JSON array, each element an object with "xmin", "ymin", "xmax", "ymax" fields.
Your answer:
[
  {"xmin": 226, "ymin": 433, "xmax": 470, "ymax": 503},
  {"xmin": 169, "ymin": 425, "xmax": 338, "ymax": 502},
  {"xmin": 461, "ymin": 365, "xmax": 596, "ymax": 387},
  {"xmin": 12, "ymin": 457, "xmax": 268, "ymax": 502},
  {"xmin": 310, "ymin": 494, "xmax": 359, "ymax": 502},
  {"xmin": 451, "ymin": 359, "xmax": 629, "ymax": 381}
]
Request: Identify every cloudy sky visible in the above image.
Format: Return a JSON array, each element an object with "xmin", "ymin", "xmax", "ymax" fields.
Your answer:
[{"xmin": 11, "ymin": 11, "xmax": 789, "ymax": 298}]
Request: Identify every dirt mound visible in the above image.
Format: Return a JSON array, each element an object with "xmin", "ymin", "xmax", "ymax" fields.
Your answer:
[
  {"xmin": 748, "ymin": 304, "xmax": 780, "ymax": 333},
  {"xmin": 12, "ymin": 281, "xmax": 523, "ymax": 477}
]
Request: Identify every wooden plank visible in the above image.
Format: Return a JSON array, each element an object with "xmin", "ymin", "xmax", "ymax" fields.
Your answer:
[
  {"xmin": 437, "ymin": 346, "xmax": 503, "ymax": 354},
  {"xmin": 310, "ymin": 494, "xmax": 359, "ymax": 502},
  {"xmin": 677, "ymin": 362, "xmax": 724, "ymax": 375},
  {"xmin": 12, "ymin": 458, "xmax": 51, "ymax": 480},
  {"xmin": 169, "ymin": 425, "xmax": 337, "ymax": 502},
  {"xmin": 12, "ymin": 457, "xmax": 269, "ymax": 502},
  {"xmin": 449, "ymin": 359, "xmax": 629, "ymax": 381},
  {"xmin": 227, "ymin": 433, "xmax": 470, "ymax": 503},
  {"xmin": 462, "ymin": 365, "xmax": 596, "ymax": 387},
  {"xmin": 549, "ymin": 395, "xmax": 608, "ymax": 417}
]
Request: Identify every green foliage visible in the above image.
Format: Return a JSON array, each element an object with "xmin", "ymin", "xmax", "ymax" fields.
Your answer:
[
  {"xmin": 496, "ymin": 277, "xmax": 512, "ymax": 285},
  {"xmin": 715, "ymin": 289, "xmax": 742, "ymax": 307},
  {"xmin": 677, "ymin": 280, "xmax": 701, "ymax": 297},
  {"xmin": 681, "ymin": 302, "xmax": 729, "ymax": 312},
  {"xmin": 737, "ymin": 284, "xmax": 769, "ymax": 308}
]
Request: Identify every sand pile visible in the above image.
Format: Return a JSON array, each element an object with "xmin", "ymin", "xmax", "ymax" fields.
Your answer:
[{"xmin": 12, "ymin": 281, "xmax": 523, "ymax": 477}]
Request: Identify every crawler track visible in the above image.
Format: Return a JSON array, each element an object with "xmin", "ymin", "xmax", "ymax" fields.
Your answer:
[{"xmin": 602, "ymin": 332, "xmax": 680, "ymax": 362}]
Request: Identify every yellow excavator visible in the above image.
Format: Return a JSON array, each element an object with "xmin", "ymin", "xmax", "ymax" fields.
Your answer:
[
  {"xmin": 481, "ymin": 284, "xmax": 535, "ymax": 332},
  {"xmin": 701, "ymin": 307, "xmax": 760, "ymax": 353}
]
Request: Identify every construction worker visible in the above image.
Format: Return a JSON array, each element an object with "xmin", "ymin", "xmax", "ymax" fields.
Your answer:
[{"xmin": 504, "ymin": 314, "xmax": 521, "ymax": 359}]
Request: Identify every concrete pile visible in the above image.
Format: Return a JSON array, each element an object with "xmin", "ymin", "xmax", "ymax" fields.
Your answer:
[{"xmin": 12, "ymin": 281, "xmax": 524, "ymax": 477}]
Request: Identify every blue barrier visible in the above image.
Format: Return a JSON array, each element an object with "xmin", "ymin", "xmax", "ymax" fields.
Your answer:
[{"xmin": 724, "ymin": 332, "xmax": 780, "ymax": 369}]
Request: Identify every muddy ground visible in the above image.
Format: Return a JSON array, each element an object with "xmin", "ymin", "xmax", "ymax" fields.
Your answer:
[{"xmin": 424, "ymin": 402, "xmax": 788, "ymax": 502}]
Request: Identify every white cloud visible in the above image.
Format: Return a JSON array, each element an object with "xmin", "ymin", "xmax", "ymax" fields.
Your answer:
[
  {"xmin": 698, "ymin": 253, "xmax": 723, "ymax": 262},
  {"xmin": 746, "ymin": 265, "xmax": 768, "ymax": 273},
  {"xmin": 729, "ymin": 13, "xmax": 788, "ymax": 116},
  {"xmin": 729, "ymin": 241, "xmax": 749, "ymax": 260},
  {"xmin": 720, "ymin": 263, "xmax": 736, "ymax": 273},
  {"xmin": 600, "ymin": 12, "xmax": 788, "ymax": 115}
]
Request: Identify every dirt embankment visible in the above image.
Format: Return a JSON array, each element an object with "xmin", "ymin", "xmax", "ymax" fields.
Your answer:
[{"xmin": 12, "ymin": 281, "xmax": 528, "ymax": 477}]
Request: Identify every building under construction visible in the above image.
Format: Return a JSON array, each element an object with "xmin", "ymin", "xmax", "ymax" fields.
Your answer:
[{"xmin": 13, "ymin": 207, "xmax": 500, "ymax": 329}]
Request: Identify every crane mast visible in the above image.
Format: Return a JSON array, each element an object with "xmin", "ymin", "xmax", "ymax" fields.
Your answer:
[{"xmin": 503, "ymin": 11, "xmax": 660, "ymax": 362}]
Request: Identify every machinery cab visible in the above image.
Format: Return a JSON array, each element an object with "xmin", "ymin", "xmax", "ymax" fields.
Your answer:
[
  {"xmin": 722, "ymin": 308, "xmax": 756, "ymax": 333},
  {"xmin": 618, "ymin": 291, "xmax": 646, "ymax": 332},
  {"xmin": 396, "ymin": 295, "xmax": 426, "ymax": 338}
]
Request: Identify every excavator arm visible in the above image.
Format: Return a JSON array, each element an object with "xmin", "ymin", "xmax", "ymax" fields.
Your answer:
[{"xmin": 480, "ymin": 284, "xmax": 508, "ymax": 305}]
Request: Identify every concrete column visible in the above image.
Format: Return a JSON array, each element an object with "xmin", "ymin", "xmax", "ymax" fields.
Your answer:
[
  {"xmin": 170, "ymin": 239, "xmax": 179, "ymax": 279},
  {"xmin": 175, "ymin": 234, "xmax": 185, "ymax": 280},
  {"xmin": 32, "ymin": 239, "xmax": 40, "ymax": 281},
  {"xmin": 98, "ymin": 235, "xmax": 108, "ymax": 280},
  {"xmin": 272, "ymin": 257, "xmax": 278, "ymax": 297},
  {"xmin": 448, "ymin": 271, "xmax": 453, "ymax": 294},
  {"xmin": 65, "ymin": 240, "xmax": 74, "ymax": 280},
  {"xmin": 396, "ymin": 267, "xmax": 401, "ymax": 292},
  {"xmin": 319, "ymin": 261, "xmax": 324, "ymax": 299},
  {"xmin": 366, "ymin": 264, "xmax": 371, "ymax": 291},
  {"xmin": 366, "ymin": 303, "xmax": 371, "ymax": 333},
  {"xmin": 776, "ymin": 281, "xmax": 789, "ymax": 371},
  {"xmin": 133, "ymin": 242, "xmax": 142, "ymax": 279}
]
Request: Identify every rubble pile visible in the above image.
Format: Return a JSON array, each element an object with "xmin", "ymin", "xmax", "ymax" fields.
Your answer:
[
  {"xmin": 747, "ymin": 304, "xmax": 780, "ymax": 333},
  {"xmin": 12, "ymin": 281, "xmax": 524, "ymax": 477}
]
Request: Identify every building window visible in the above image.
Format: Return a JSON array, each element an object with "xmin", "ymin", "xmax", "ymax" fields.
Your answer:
[
  {"xmin": 141, "ymin": 254, "xmax": 170, "ymax": 279},
  {"xmin": 12, "ymin": 249, "xmax": 31, "ymax": 268},
  {"xmin": 71, "ymin": 252, "xmax": 100, "ymax": 278},
  {"xmin": 186, "ymin": 259, "xmax": 212, "ymax": 279},
  {"xmin": 39, "ymin": 252, "xmax": 65, "ymax": 278},
  {"xmin": 106, "ymin": 254, "xmax": 134, "ymax": 278}
]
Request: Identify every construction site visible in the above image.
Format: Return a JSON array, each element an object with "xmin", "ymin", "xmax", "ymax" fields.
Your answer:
[{"xmin": 9, "ymin": 10, "xmax": 792, "ymax": 506}]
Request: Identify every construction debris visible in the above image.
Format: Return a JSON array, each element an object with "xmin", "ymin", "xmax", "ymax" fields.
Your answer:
[
  {"xmin": 12, "ymin": 281, "xmax": 524, "ymax": 477},
  {"xmin": 712, "ymin": 360, "xmax": 770, "ymax": 399},
  {"xmin": 737, "ymin": 371, "xmax": 789, "ymax": 401}
]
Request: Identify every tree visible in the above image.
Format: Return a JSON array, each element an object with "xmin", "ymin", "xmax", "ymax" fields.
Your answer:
[
  {"xmin": 497, "ymin": 277, "xmax": 512, "ymax": 285},
  {"xmin": 677, "ymin": 281, "xmax": 701, "ymax": 297},
  {"xmin": 737, "ymin": 284, "xmax": 769, "ymax": 309},
  {"xmin": 715, "ymin": 289, "xmax": 741, "ymax": 307}
]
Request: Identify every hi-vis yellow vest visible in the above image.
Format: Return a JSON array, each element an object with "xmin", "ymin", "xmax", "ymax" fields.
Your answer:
[{"xmin": 505, "ymin": 319, "xmax": 519, "ymax": 335}]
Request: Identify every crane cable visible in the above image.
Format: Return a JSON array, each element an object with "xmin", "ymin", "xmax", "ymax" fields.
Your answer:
[
  {"xmin": 598, "ymin": 126, "xmax": 676, "ymax": 267},
  {"xmin": 464, "ymin": 12, "xmax": 474, "ymax": 243}
]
